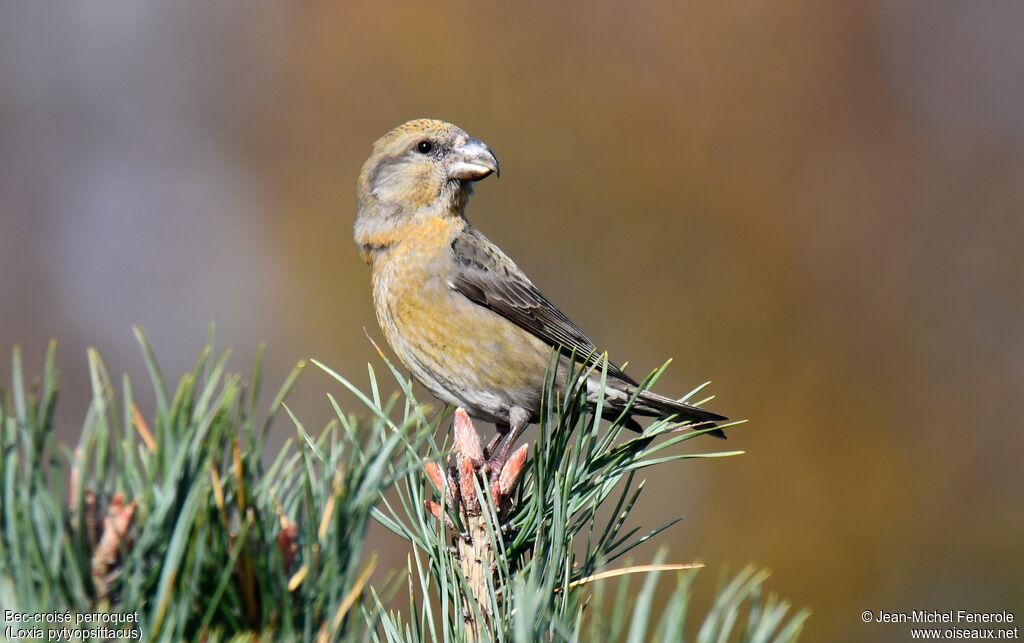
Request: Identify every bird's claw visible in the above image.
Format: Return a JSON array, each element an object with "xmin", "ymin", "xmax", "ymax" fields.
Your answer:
[{"xmin": 484, "ymin": 457, "xmax": 504, "ymax": 480}]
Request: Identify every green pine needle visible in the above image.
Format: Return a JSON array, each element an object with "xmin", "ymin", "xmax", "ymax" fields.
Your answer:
[{"xmin": 0, "ymin": 334, "xmax": 807, "ymax": 642}]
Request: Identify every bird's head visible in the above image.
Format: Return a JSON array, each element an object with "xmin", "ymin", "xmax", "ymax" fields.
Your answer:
[{"xmin": 355, "ymin": 120, "xmax": 499, "ymax": 252}]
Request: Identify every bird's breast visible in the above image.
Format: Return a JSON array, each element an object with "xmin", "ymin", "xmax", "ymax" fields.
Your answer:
[{"xmin": 369, "ymin": 221, "xmax": 550, "ymax": 415}]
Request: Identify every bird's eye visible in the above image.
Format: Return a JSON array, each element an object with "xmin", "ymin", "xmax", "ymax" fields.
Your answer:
[{"xmin": 416, "ymin": 141, "xmax": 433, "ymax": 154}]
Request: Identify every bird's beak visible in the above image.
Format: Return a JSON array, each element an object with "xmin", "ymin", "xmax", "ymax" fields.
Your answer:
[{"xmin": 447, "ymin": 138, "xmax": 500, "ymax": 181}]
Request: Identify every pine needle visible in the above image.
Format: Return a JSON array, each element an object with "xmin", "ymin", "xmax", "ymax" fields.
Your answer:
[
  {"xmin": 131, "ymin": 402, "xmax": 156, "ymax": 452},
  {"xmin": 318, "ymin": 554, "xmax": 378, "ymax": 643},
  {"xmin": 565, "ymin": 563, "xmax": 704, "ymax": 590}
]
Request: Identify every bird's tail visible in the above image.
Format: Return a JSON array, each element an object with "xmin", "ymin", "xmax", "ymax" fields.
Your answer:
[{"xmin": 629, "ymin": 389, "xmax": 728, "ymax": 439}]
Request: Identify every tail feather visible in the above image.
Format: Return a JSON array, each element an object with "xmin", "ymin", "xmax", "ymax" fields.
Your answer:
[{"xmin": 630, "ymin": 389, "xmax": 728, "ymax": 439}]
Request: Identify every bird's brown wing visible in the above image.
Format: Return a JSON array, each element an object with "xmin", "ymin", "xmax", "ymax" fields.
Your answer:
[{"xmin": 449, "ymin": 226, "xmax": 638, "ymax": 385}]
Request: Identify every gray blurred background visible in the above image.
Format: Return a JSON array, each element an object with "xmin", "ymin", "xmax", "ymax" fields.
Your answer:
[{"xmin": 1, "ymin": 2, "xmax": 1022, "ymax": 640}]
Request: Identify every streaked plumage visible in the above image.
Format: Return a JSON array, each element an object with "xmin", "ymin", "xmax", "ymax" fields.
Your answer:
[{"xmin": 355, "ymin": 119, "xmax": 726, "ymax": 459}]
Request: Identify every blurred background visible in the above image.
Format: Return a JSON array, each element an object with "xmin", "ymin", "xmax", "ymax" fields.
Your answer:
[{"xmin": 1, "ymin": 1, "xmax": 1021, "ymax": 639}]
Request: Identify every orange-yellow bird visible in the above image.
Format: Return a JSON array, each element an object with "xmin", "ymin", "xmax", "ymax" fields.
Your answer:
[{"xmin": 355, "ymin": 119, "xmax": 726, "ymax": 464}]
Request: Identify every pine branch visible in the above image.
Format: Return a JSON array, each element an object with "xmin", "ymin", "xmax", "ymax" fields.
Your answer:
[
  {"xmin": 356, "ymin": 350, "xmax": 806, "ymax": 642},
  {"xmin": 0, "ymin": 333, "xmax": 428, "ymax": 640},
  {"xmin": 1, "ymin": 333, "xmax": 808, "ymax": 642}
]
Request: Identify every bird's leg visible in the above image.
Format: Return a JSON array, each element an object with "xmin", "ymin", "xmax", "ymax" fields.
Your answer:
[
  {"xmin": 484, "ymin": 423, "xmax": 508, "ymax": 459},
  {"xmin": 487, "ymin": 407, "xmax": 530, "ymax": 476},
  {"xmin": 497, "ymin": 412, "xmax": 529, "ymax": 464}
]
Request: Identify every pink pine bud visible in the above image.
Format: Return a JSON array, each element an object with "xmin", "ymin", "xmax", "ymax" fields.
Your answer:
[
  {"xmin": 277, "ymin": 520, "xmax": 299, "ymax": 573},
  {"xmin": 425, "ymin": 461, "xmax": 447, "ymax": 493},
  {"xmin": 426, "ymin": 500, "xmax": 456, "ymax": 529},
  {"xmin": 498, "ymin": 444, "xmax": 529, "ymax": 498},
  {"xmin": 426, "ymin": 500, "xmax": 443, "ymax": 520},
  {"xmin": 453, "ymin": 408, "xmax": 483, "ymax": 464},
  {"xmin": 458, "ymin": 457, "xmax": 479, "ymax": 512}
]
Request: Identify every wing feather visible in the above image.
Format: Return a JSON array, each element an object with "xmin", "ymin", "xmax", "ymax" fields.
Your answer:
[{"xmin": 450, "ymin": 226, "xmax": 638, "ymax": 385}]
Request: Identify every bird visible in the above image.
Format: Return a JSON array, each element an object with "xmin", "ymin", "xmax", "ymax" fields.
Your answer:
[{"xmin": 354, "ymin": 119, "xmax": 727, "ymax": 465}]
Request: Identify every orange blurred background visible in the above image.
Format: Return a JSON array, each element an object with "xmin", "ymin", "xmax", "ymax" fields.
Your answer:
[{"xmin": 2, "ymin": 2, "xmax": 1022, "ymax": 640}]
